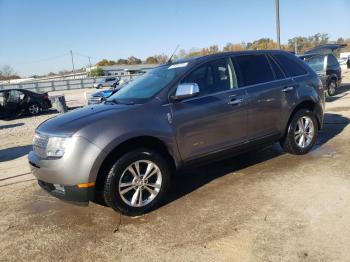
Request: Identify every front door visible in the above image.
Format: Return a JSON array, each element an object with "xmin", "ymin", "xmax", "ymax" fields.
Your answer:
[{"xmin": 170, "ymin": 57, "xmax": 248, "ymax": 162}]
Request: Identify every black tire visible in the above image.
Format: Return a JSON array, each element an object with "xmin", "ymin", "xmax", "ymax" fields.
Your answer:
[
  {"xmin": 96, "ymin": 84, "xmax": 102, "ymax": 89},
  {"xmin": 103, "ymin": 148, "xmax": 171, "ymax": 216},
  {"xmin": 280, "ymin": 109, "xmax": 318, "ymax": 155},
  {"xmin": 28, "ymin": 103, "xmax": 41, "ymax": 115},
  {"xmin": 327, "ymin": 80, "xmax": 337, "ymax": 96}
]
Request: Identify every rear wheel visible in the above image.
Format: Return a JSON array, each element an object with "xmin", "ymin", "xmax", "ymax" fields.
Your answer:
[
  {"xmin": 28, "ymin": 103, "xmax": 41, "ymax": 115},
  {"xmin": 281, "ymin": 109, "xmax": 318, "ymax": 155},
  {"xmin": 327, "ymin": 80, "xmax": 337, "ymax": 96},
  {"xmin": 103, "ymin": 148, "xmax": 171, "ymax": 216}
]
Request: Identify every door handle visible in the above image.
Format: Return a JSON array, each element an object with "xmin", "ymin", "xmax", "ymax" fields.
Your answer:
[
  {"xmin": 228, "ymin": 98, "xmax": 243, "ymax": 105},
  {"xmin": 282, "ymin": 86, "xmax": 294, "ymax": 92}
]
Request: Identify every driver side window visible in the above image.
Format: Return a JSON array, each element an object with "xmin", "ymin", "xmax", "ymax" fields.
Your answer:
[{"xmin": 181, "ymin": 58, "xmax": 238, "ymax": 96}]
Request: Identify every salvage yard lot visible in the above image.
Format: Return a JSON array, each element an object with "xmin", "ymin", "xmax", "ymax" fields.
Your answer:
[{"xmin": 1, "ymin": 72, "xmax": 350, "ymax": 261}]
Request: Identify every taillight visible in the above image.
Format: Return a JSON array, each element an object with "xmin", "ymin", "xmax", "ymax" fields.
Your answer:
[{"xmin": 43, "ymin": 95, "xmax": 49, "ymax": 100}]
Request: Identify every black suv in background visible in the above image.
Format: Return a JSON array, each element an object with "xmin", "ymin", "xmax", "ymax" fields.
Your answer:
[
  {"xmin": 29, "ymin": 50, "xmax": 325, "ymax": 216},
  {"xmin": 299, "ymin": 44, "xmax": 345, "ymax": 96}
]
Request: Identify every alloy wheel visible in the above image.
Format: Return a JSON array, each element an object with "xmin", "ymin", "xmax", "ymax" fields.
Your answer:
[
  {"xmin": 118, "ymin": 160, "xmax": 162, "ymax": 207},
  {"xmin": 28, "ymin": 104, "xmax": 40, "ymax": 115},
  {"xmin": 328, "ymin": 82, "xmax": 336, "ymax": 96},
  {"xmin": 294, "ymin": 116, "xmax": 314, "ymax": 148}
]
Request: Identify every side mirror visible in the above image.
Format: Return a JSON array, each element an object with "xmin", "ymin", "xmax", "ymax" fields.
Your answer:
[{"xmin": 171, "ymin": 83, "xmax": 200, "ymax": 101}]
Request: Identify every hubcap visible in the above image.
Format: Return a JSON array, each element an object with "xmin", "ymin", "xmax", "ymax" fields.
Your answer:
[
  {"xmin": 118, "ymin": 160, "xmax": 162, "ymax": 207},
  {"xmin": 294, "ymin": 116, "xmax": 314, "ymax": 148},
  {"xmin": 29, "ymin": 104, "xmax": 39, "ymax": 114}
]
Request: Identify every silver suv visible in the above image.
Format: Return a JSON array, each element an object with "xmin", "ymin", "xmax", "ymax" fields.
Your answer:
[
  {"xmin": 28, "ymin": 51, "xmax": 325, "ymax": 216},
  {"xmin": 93, "ymin": 77, "xmax": 119, "ymax": 89}
]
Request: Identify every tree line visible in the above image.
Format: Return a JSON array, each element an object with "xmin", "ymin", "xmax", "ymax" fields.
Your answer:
[
  {"xmin": 94, "ymin": 33, "xmax": 350, "ymax": 68},
  {"xmin": 2, "ymin": 33, "xmax": 349, "ymax": 80}
]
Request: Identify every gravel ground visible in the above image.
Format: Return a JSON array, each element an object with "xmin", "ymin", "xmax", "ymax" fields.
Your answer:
[{"xmin": 0, "ymin": 71, "xmax": 350, "ymax": 261}]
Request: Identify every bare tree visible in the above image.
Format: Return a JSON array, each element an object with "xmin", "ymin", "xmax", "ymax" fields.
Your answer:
[{"xmin": 0, "ymin": 65, "xmax": 20, "ymax": 80}]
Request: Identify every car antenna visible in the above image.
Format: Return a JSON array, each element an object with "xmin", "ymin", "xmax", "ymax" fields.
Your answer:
[{"xmin": 167, "ymin": 45, "xmax": 180, "ymax": 64}]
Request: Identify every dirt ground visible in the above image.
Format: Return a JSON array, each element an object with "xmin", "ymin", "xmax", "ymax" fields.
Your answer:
[{"xmin": 1, "ymin": 72, "xmax": 350, "ymax": 262}]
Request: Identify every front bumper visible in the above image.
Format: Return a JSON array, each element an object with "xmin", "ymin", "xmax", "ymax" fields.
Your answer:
[
  {"xmin": 28, "ymin": 136, "xmax": 107, "ymax": 202},
  {"xmin": 38, "ymin": 180, "xmax": 94, "ymax": 203}
]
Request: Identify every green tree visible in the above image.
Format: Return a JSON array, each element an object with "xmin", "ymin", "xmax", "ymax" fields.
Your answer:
[
  {"xmin": 145, "ymin": 56, "xmax": 159, "ymax": 64},
  {"xmin": 89, "ymin": 67, "xmax": 104, "ymax": 76}
]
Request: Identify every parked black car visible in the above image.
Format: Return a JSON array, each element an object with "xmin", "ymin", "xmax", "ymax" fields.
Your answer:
[
  {"xmin": 299, "ymin": 44, "xmax": 346, "ymax": 96},
  {"xmin": 0, "ymin": 89, "xmax": 52, "ymax": 119}
]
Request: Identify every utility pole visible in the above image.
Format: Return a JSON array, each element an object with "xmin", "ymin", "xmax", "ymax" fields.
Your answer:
[
  {"xmin": 70, "ymin": 50, "xmax": 75, "ymax": 79},
  {"xmin": 275, "ymin": 0, "xmax": 281, "ymax": 50},
  {"xmin": 294, "ymin": 40, "xmax": 298, "ymax": 55},
  {"xmin": 88, "ymin": 56, "xmax": 92, "ymax": 72}
]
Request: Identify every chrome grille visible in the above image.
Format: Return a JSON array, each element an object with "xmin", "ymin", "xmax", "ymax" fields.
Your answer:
[
  {"xmin": 33, "ymin": 133, "xmax": 49, "ymax": 158},
  {"xmin": 88, "ymin": 96, "xmax": 103, "ymax": 105}
]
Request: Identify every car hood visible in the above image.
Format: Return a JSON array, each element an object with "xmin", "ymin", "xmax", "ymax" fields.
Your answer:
[{"xmin": 36, "ymin": 103, "xmax": 132, "ymax": 135}]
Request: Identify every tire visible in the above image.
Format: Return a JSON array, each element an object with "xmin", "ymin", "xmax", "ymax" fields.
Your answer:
[
  {"xmin": 280, "ymin": 109, "xmax": 318, "ymax": 155},
  {"xmin": 327, "ymin": 80, "xmax": 337, "ymax": 96},
  {"xmin": 28, "ymin": 103, "xmax": 41, "ymax": 115},
  {"xmin": 103, "ymin": 148, "xmax": 171, "ymax": 216},
  {"xmin": 96, "ymin": 84, "xmax": 102, "ymax": 89}
]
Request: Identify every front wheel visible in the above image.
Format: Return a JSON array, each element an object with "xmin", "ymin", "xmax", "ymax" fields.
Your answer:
[
  {"xmin": 281, "ymin": 109, "xmax": 318, "ymax": 155},
  {"xmin": 103, "ymin": 148, "xmax": 171, "ymax": 216}
]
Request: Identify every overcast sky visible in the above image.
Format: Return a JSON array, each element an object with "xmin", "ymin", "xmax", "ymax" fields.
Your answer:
[{"xmin": 0, "ymin": 0, "xmax": 349, "ymax": 76}]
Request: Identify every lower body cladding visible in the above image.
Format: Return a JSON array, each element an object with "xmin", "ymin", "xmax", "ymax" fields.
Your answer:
[{"xmin": 28, "ymin": 136, "xmax": 107, "ymax": 203}]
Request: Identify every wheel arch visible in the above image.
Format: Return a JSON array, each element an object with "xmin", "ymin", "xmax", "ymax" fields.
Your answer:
[
  {"xmin": 284, "ymin": 99, "xmax": 322, "ymax": 138},
  {"xmin": 94, "ymin": 136, "xmax": 178, "ymax": 192}
]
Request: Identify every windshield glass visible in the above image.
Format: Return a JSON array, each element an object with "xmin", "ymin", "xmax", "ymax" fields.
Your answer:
[
  {"xmin": 304, "ymin": 55, "xmax": 325, "ymax": 73},
  {"xmin": 107, "ymin": 64, "xmax": 188, "ymax": 104}
]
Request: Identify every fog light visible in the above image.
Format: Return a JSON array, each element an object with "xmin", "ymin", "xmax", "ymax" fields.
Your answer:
[{"xmin": 53, "ymin": 184, "xmax": 65, "ymax": 194}]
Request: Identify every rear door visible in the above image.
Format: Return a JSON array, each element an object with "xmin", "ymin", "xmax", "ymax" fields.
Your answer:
[
  {"xmin": 232, "ymin": 54, "xmax": 297, "ymax": 140},
  {"xmin": 171, "ymin": 57, "xmax": 248, "ymax": 161}
]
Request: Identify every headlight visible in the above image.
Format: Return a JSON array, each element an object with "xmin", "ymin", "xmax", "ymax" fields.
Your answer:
[
  {"xmin": 33, "ymin": 133, "xmax": 72, "ymax": 159},
  {"xmin": 46, "ymin": 136, "xmax": 72, "ymax": 159}
]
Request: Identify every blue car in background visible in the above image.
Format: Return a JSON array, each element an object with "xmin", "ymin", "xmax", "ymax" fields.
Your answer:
[
  {"xmin": 87, "ymin": 80, "xmax": 131, "ymax": 105},
  {"xmin": 87, "ymin": 88, "xmax": 119, "ymax": 105}
]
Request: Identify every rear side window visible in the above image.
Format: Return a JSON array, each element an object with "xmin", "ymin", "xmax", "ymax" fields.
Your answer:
[
  {"xmin": 273, "ymin": 54, "xmax": 307, "ymax": 77},
  {"xmin": 234, "ymin": 54, "xmax": 274, "ymax": 86}
]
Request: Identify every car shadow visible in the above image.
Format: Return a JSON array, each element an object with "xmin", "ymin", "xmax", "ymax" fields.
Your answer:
[
  {"xmin": 160, "ymin": 112, "xmax": 349, "ymax": 209},
  {"xmin": 0, "ymin": 123, "xmax": 24, "ymax": 130},
  {"xmin": 326, "ymin": 83, "xmax": 350, "ymax": 103},
  {"xmin": 0, "ymin": 109, "xmax": 58, "ymax": 121},
  {"xmin": 0, "ymin": 145, "xmax": 32, "ymax": 162}
]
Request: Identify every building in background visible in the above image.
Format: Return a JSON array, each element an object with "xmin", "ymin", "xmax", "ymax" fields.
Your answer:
[{"xmin": 87, "ymin": 64, "xmax": 160, "ymax": 77}]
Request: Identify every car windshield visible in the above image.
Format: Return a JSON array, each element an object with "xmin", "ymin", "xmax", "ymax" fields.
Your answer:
[
  {"xmin": 304, "ymin": 55, "xmax": 325, "ymax": 73},
  {"xmin": 106, "ymin": 64, "xmax": 188, "ymax": 104}
]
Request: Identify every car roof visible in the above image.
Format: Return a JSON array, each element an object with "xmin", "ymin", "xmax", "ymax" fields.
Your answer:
[
  {"xmin": 172, "ymin": 50, "xmax": 292, "ymax": 65},
  {"xmin": 0, "ymin": 88, "xmax": 36, "ymax": 94}
]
